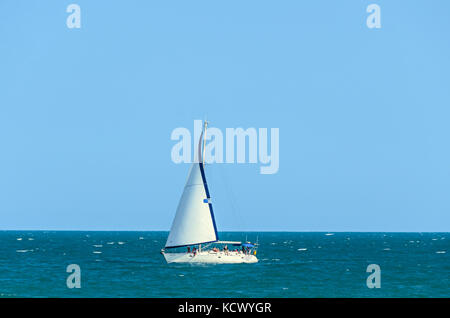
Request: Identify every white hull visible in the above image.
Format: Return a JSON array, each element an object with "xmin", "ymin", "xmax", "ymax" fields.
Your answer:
[{"xmin": 163, "ymin": 251, "xmax": 258, "ymax": 264}]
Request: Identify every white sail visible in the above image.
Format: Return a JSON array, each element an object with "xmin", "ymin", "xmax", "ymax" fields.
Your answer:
[
  {"xmin": 165, "ymin": 123, "xmax": 218, "ymax": 249},
  {"xmin": 165, "ymin": 162, "xmax": 218, "ymax": 248}
]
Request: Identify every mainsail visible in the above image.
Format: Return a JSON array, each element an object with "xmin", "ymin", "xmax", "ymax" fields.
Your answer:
[{"xmin": 165, "ymin": 124, "xmax": 218, "ymax": 248}]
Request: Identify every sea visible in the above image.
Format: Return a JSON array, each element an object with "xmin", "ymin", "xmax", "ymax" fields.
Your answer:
[{"xmin": 0, "ymin": 231, "xmax": 448, "ymax": 298}]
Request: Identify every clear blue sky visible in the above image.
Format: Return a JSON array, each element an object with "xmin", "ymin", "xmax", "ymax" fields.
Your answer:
[{"xmin": 1, "ymin": 1, "xmax": 449, "ymax": 231}]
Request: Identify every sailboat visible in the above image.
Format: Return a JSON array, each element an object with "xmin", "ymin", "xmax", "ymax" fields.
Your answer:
[{"xmin": 161, "ymin": 121, "xmax": 258, "ymax": 264}]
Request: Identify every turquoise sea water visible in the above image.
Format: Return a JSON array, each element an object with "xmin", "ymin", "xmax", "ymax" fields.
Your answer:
[{"xmin": 0, "ymin": 231, "xmax": 448, "ymax": 298}]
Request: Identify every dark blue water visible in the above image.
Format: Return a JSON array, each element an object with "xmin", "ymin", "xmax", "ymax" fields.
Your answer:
[{"xmin": 0, "ymin": 231, "xmax": 448, "ymax": 297}]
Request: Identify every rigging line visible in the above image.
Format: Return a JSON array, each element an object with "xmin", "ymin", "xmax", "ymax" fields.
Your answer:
[{"xmin": 218, "ymin": 163, "xmax": 247, "ymax": 233}]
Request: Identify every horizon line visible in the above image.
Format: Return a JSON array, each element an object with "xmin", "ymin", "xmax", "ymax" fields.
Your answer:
[{"xmin": 0, "ymin": 229, "xmax": 448, "ymax": 233}]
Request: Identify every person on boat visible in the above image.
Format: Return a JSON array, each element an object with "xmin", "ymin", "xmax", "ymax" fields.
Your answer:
[
  {"xmin": 192, "ymin": 247, "xmax": 197, "ymax": 255},
  {"xmin": 187, "ymin": 247, "xmax": 190, "ymax": 253}
]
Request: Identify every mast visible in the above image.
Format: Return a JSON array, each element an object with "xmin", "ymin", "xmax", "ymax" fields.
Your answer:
[
  {"xmin": 202, "ymin": 120, "xmax": 208, "ymax": 164},
  {"xmin": 199, "ymin": 120, "xmax": 218, "ymax": 241}
]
